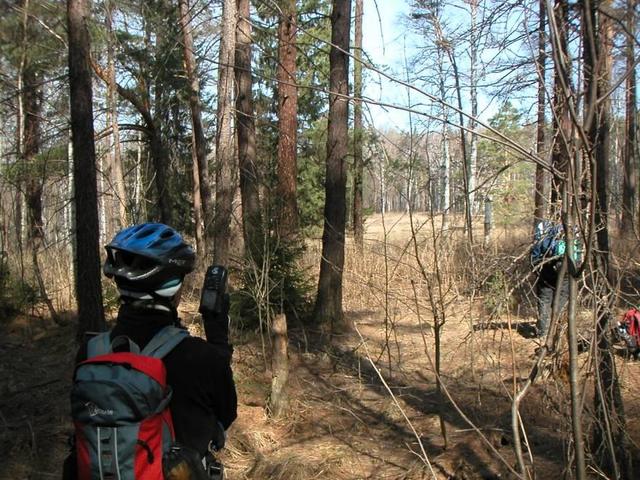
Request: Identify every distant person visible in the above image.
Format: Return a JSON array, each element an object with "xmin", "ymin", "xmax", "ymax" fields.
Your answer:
[
  {"xmin": 530, "ymin": 219, "xmax": 580, "ymax": 338},
  {"xmin": 62, "ymin": 223, "xmax": 236, "ymax": 479}
]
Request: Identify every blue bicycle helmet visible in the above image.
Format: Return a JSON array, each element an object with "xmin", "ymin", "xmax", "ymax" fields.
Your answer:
[{"xmin": 103, "ymin": 223, "xmax": 195, "ymax": 295}]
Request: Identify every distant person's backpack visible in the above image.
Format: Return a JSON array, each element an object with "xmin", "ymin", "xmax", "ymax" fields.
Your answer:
[
  {"xmin": 71, "ymin": 325, "xmax": 188, "ymax": 479},
  {"xmin": 531, "ymin": 220, "xmax": 564, "ymax": 265},
  {"xmin": 617, "ymin": 308, "xmax": 640, "ymax": 354},
  {"xmin": 531, "ymin": 220, "xmax": 582, "ymax": 266}
]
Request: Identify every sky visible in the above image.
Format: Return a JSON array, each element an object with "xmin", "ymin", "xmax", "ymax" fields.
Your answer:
[
  {"xmin": 358, "ymin": 0, "xmax": 519, "ymax": 131},
  {"xmin": 361, "ymin": 1, "xmax": 419, "ymax": 130}
]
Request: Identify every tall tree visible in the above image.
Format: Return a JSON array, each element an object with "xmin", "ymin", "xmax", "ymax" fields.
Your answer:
[
  {"xmin": 585, "ymin": 1, "xmax": 631, "ymax": 476},
  {"xmin": 549, "ymin": 0, "xmax": 570, "ymax": 208},
  {"xmin": 533, "ymin": 0, "xmax": 547, "ymax": 225},
  {"xmin": 352, "ymin": 0, "xmax": 364, "ymax": 248},
  {"xmin": 467, "ymin": 0, "xmax": 478, "ymax": 215},
  {"xmin": 20, "ymin": 0, "xmax": 60, "ymax": 322},
  {"xmin": 178, "ymin": 0, "xmax": 210, "ymax": 257},
  {"xmin": 67, "ymin": 0, "xmax": 105, "ymax": 335},
  {"xmin": 621, "ymin": 0, "xmax": 637, "ymax": 237},
  {"xmin": 276, "ymin": 0, "xmax": 299, "ymax": 239},
  {"xmin": 92, "ymin": 0, "xmax": 184, "ymax": 226},
  {"xmin": 213, "ymin": 0, "xmax": 237, "ymax": 265},
  {"xmin": 313, "ymin": 0, "xmax": 352, "ymax": 332},
  {"xmin": 105, "ymin": 0, "xmax": 127, "ymax": 230},
  {"xmin": 235, "ymin": 0, "xmax": 262, "ymax": 258}
]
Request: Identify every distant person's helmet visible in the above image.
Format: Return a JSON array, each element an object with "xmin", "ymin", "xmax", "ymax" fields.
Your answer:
[{"xmin": 103, "ymin": 223, "xmax": 195, "ymax": 298}]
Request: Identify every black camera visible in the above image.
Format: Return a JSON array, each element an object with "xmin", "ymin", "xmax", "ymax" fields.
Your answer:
[{"xmin": 199, "ymin": 265, "xmax": 228, "ymax": 314}]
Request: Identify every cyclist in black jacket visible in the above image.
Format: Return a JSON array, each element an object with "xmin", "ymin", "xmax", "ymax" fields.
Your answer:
[{"xmin": 62, "ymin": 223, "xmax": 237, "ymax": 479}]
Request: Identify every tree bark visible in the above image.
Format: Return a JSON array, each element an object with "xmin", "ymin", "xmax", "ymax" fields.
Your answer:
[
  {"xmin": 585, "ymin": 1, "xmax": 631, "ymax": 476},
  {"xmin": 178, "ymin": 0, "xmax": 211, "ymax": 254},
  {"xmin": 191, "ymin": 129, "xmax": 205, "ymax": 258},
  {"xmin": 468, "ymin": 0, "xmax": 478, "ymax": 216},
  {"xmin": 313, "ymin": 0, "xmax": 352, "ymax": 332},
  {"xmin": 352, "ymin": 0, "xmax": 364, "ymax": 249},
  {"xmin": 235, "ymin": 0, "xmax": 262, "ymax": 259},
  {"xmin": 549, "ymin": 0, "xmax": 570, "ymax": 208},
  {"xmin": 621, "ymin": 0, "xmax": 637, "ymax": 237},
  {"xmin": 105, "ymin": 0, "xmax": 127, "ymax": 230},
  {"xmin": 213, "ymin": 0, "xmax": 237, "ymax": 265},
  {"xmin": 533, "ymin": 0, "xmax": 547, "ymax": 226},
  {"xmin": 67, "ymin": 0, "xmax": 106, "ymax": 336},
  {"xmin": 23, "ymin": 65, "xmax": 44, "ymax": 243},
  {"xmin": 276, "ymin": 0, "xmax": 299, "ymax": 239},
  {"xmin": 149, "ymin": 126, "xmax": 172, "ymax": 225},
  {"xmin": 91, "ymin": 56, "xmax": 172, "ymax": 225},
  {"xmin": 269, "ymin": 313, "xmax": 289, "ymax": 417}
]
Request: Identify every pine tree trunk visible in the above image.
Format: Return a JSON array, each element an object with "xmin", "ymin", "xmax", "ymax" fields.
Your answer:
[
  {"xmin": 352, "ymin": 0, "xmax": 364, "ymax": 249},
  {"xmin": 276, "ymin": 0, "xmax": 299, "ymax": 239},
  {"xmin": 235, "ymin": 0, "xmax": 262, "ymax": 259},
  {"xmin": 178, "ymin": 0, "xmax": 210, "ymax": 254},
  {"xmin": 313, "ymin": 0, "xmax": 352, "ymax": 332},
  {"xmin": 67, "ymin": 0, "xmax": 106, "ymax": 336},
  {"xmin": 213, "ymin": 0, "xmax": 237, "ymax": 265},
  {"xmin": 586, "ymin": 1, "xmax": 631, "ymax": 476},
  {"xmin": 622, "ymin": 0, "xmax": 637, "ymax": 237}
]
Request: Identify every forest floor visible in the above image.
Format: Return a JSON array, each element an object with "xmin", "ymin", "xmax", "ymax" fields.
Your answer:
[{"xmin": 2, "ymin": 213, "xmax": 640, "ymax": 479}]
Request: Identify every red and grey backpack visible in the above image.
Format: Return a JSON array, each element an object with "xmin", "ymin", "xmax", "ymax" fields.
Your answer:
[
  {"xmin": 619, "ymin": 308, "xmax": 640, "ymax": 351},
  {"xmin": 71, "ymin": 325, "xmax": 188, "ymax": 479}
]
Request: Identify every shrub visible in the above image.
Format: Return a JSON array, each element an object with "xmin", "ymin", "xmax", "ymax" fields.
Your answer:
[{"xmin": 0, "ymin": 261, "xmax": 38, "ymax": 318}]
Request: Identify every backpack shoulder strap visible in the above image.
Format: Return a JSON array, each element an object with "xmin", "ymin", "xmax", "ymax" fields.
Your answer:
[
  {"xmin": 141, "ymin": 325, "xmax": 189, "ymax": 358},
  {"xmin": 87, "ymin": 331, "xmax": 112, "ymax": 358}
]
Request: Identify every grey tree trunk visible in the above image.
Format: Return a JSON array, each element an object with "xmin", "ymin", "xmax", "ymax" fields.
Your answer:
[
  {"xmin": 213, "ymin": 0, "xmax": 237, "ymax": 265},
  {"xmin": 468, "ymin": 0, "xmax": 478, "ymax": 215},
  {"xmin": 352, "ymin": 0, "xmax": 364, "ymax": 248},
  {"xmin": 178, "ymin": 0, "xmax": 210, "ymax": 255},
  {"xmin": 67, "ymin": 0, "xmax": 106, "ymax": 336},
  {"xmin": 533, "ymin": 0, "xmax": 547, "ymax": 226},
  {"xmin": 235, "ymin": 0, "xmax": 262, "ymax": 259},
  {"xmin": 269, "ymin": 313, "xmax": 289, "ymax": 417},
  {"xmin": 106, "ymin": 0, "xmax": 127, "ymax": 230},
  {"xmin": 621, "ymin": 0, "xmax": 637, "ymax": 237},
  {"xmin": 313, "ymin": 0, "xmax": 352, "ymax": 332}
]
